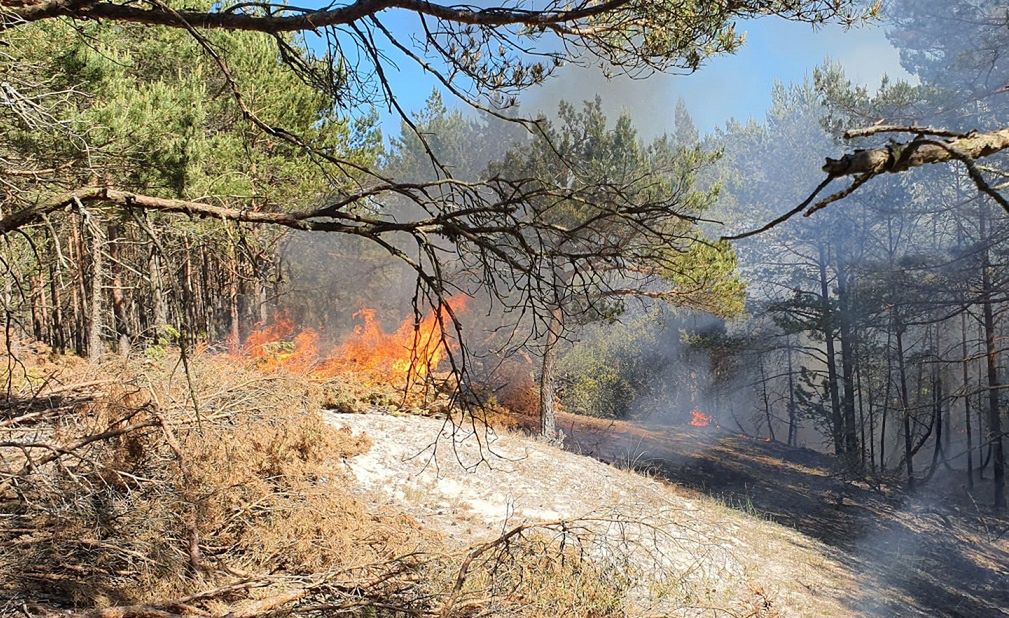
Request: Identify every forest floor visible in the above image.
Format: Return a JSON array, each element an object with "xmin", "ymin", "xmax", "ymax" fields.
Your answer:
[
  {"xmin": 536, "ymin": 412, "xmax": 1009, "ymax": 617},
  {"xmin": 5, "ymin": 345, "xmax": 1007, "ymax": 617},
  {"xmin": 332, "ymin": 409, "xmax": 1009, "ymax": 617}
]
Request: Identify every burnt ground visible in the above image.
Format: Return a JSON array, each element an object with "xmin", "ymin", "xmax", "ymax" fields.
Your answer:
[{"xmin": 525, "ymin": 412, "xmax": 1009, "ymax": 617}]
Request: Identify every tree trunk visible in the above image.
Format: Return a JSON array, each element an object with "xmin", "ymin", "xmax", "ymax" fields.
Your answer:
[
  {"xmin": 817, "ymin": 243, "xmax": 844, "ymax": 456},
  {"xmin": 228, "ymin": 240, "xmax": 241, "ymax": 347},
  {"xmin": 925, "ymin": 370, "xmax": 944, "ymax": 482},
  {"xmin": 895, "ymin": 312, "xmax": 913, "ymax": 488},
  {"xmin": 539, "ymin": 305, "xmax": 562, "ymax": 441},
  {"xmin": 200, "ymin": 244, "xmax": 213, "ymax": 339},
  {"xmin": 787, "ymin": 336, "xmax": 798, "ymax": 447},
  {"xmin": 48, "ymin": 259, "xmax": 64, "ymax": 353},
  {"xmin": 107, "ymin": 223, "xmax": 130, "ymax": 356},
  {"xmin": 977, "ymin": 323, "xmax": 989, "ymax": 479},
  {"xmin": 836, "ymin": 255, "xmax": 860, "ymax": 470},
  {"xmin": 979, "ymin": 204, "xmax": 1006, "ymax": 509},
  {"xmin": 856, "ymin": 356, "xmax": 867, "ymax": 471},
  {"xmin": 865, "ymin": 359, "xmax": 876, "ymax": 473},
  {"xmin": 759, "ymin": 353, "xmax": 775, "ymax": 442},
  {"xmin": 148, "ymin": 214, "xmax": 169, "ymax": 333},
  {"xmin": 70, "ymin": 218, "xmax": 86, "ymax": 355},
  {"xmin": 87, "ymin": 220, "xmax": 104, "ymax": 363},
  {"xmin": 961, "ymin": 310, "xmax": 974, "ymax": 490},
  {"xmin": 182, "ymin": 235, "xmax": 197, "ymax": 343}
]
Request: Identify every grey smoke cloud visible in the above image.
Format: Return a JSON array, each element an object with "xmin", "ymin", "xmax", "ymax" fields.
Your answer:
[{"xmin": 521, "ymin": 17, "xmax": 914, "ymax": 138}]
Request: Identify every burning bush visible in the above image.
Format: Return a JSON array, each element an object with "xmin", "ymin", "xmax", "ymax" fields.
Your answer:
[
  {"xmin": 690, "ymin": 409, "xmax": 713, "ymax": 427},
  {"xmin": 239, "ymin": 294, "xmax": 469, "ymax": 387}
]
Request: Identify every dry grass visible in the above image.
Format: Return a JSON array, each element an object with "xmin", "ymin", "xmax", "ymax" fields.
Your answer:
[
  {"xmin": 0, "ymin": 345, "xmax": 662, "ymax": 617},
  {"xmin": 1, "ymin": 346, "xmax": 439, "ymax": 611}
]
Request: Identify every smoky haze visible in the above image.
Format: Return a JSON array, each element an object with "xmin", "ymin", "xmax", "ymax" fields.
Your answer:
[{"xmin": 519, "ymin": 17, "xmax": 912, "ymax": 138}]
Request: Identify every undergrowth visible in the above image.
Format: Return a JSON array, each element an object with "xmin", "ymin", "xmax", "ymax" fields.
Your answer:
[{"xmin": 0, "ymin": 345, "xmax": 645, "ymax": 616}]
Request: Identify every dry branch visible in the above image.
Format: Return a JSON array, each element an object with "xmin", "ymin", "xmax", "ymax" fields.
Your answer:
[
  {"xmin": 726, "ymin": 125, "xmax": 1009, "ymax": 240},
  {"xmin": 823, "ymin": 127, "xmax": 1009, "ymax": 177}
]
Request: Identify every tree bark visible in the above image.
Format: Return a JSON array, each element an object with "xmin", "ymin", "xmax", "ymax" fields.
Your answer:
[
  {"xmin": 107, "ymin": 223, "xmax": 130, "ymax": 356},
  {"xmin": 823, "ymin": 127, "xmax": 1009, "ymax": 177},
  {"xmin": 787, "ymin": 335, "xmax": 798, "ymax": 447},
  {"xmin": 87, "ymin": 220, "xmax": 104, "ymax": 363},
  {"xmin": 759, "ymin": 353, "xmax": 775, "ymax": 442},
  {"xmin": 961, "ymin": 310, "xmax": 974, "ymax": 490},
  {"xmin": 865, "ymin": 358, "xmax": 876, "ymax": 473},
  {"xmin": 817, "ymin": 243, "xmax": 844, "ymax": 456},
  {"xmin": 228, "ymin": 239, "xmax": 241, "ymax": 348},
  {"xmin": 979, "ymin": 204, "xmax": 1006, "ymax": 509},
  {"xmin": 48, "ymin": 259, "xmax": 64, "ymax": 353},
  {"xmin": 856, "ymin": 354, "xmax": 867, "ymax": 471},
  {"xmin": 539, "ymin": 305, "xmax": 562, "ymax": 441},
  {"xmin": 836, "ymin": 255, "xmax": 860, "ymax": 470},
  {"xmin": 895, "ymin": 312, "xmax": 913, "ymax": 488}
]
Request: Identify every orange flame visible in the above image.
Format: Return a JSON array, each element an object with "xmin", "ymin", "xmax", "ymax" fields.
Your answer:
[
  {"xmin": 239, "ymin": 295, "xmax": 469, "ymax": 384},
  {"xmin": 689, "ymin": 409, "xmax": 712, "ymax": 428}
]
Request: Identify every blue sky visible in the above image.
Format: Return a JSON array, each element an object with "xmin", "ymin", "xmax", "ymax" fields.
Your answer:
[{"xmin": 366, "ymin": 12, "xmax": 912, "ymax": 140}]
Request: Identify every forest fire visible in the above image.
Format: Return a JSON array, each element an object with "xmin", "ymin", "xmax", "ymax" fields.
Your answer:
[
  {"xmin": 240, "ymin": 295, "xmax": 468, "ymax": 383},
  {"xmin": 690, "ymin": 409, "xmax": 712, "ymax": 428}
]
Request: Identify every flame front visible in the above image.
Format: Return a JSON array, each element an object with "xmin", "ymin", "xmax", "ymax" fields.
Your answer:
[
  {"xmin": 239, "ymin": 294, "xmax": 468, "ymax": 383},
  {"xmin": 690, "ymin": 409, "xmax": 712, "ymax": 427}
]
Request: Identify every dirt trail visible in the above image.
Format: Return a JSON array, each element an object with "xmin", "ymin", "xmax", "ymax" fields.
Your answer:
[{"xmin": 543, "ymin": 412, "xmax": 1009, "ymax": 617}]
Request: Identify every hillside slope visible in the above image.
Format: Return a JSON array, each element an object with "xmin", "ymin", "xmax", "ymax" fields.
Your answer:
[
  {"xmin": 330, "ymin": 412, "xmax": 854, "ymax": 616},
  {"xmin": 549, "ymin": 412, "xmax": 1009, "ymax": 617},
  {"xmin": 330, "ymin": 411, "xmax": 1009, "ymax": 617}
]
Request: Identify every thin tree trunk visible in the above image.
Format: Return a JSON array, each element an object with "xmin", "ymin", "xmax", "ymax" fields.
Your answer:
[
  {"xmin": 962, "ymin": 310, "xmax": 974, "ymax": 490},
  {"xmin": 787, "ymin": 336, "xmax": 798, "ymax": 447},
  {"xmin": 866, "ymin": 359, "xmax": 877, "ymax": 474},
  {"xmin": 979, "ymin": 203, "xmax": 1006, "ymax": 509},
  {"xmin": 818, "ymin": 243, "xmax": 844, "ymax": 456},
  {"xmin": 108, "ymin": 223, "xmax": 130, "ymax": 356},
  {"xmin": 182, "ymin": 236, "xmax": 197, "ymax": 339},
  {"xmin": 856, "ymin": 355, "xmax": 867, "ymax": 471},
  {"xmin": 924, "ymin": 369, "xmax": 944, "ymax": 482},
  {"xmin": 70, "ymin": 218, "xmax": 86, "ymax": 355},
  {"xmin": 978, "ymin": 331, "xmax": 989, "ymax": 479},
  {"xmin": 151, "ymin": 249, "xmax": 168, "ymax": 330},
  {"xmin": 148, "ymin": 214, "xmax": 169, "ymax": 334},
  {"xmin": 200, "ymin": 244, "xmax": 213, "ymax": 339},
  {"xmin": 48, "ymin": 260, "xmax": 64, "ymax": 353},
  {"xmin": 981, "ymin": 280, "xmax": 1005, "ymax": 503},
  {"xmin": 895, "ymin": 313, "xmax": 913, "ymax": 488},
  {"xmin": 87, "ymin": 220, "xmax": 104, "ymax": 363},
  {"xmin": 759, "ymin": 353, "xmax": 775, "ymax": 442},
  {"xmin": 539, "ymin": 305, "xmax": 562, "ymax": 441},
  {"xmin": 228, "ymin": 240, "xmax": 241, "ymax": 347},
  {"xmin": 836, "ymin": 255, "xmax": 860, "ymax": 468}
]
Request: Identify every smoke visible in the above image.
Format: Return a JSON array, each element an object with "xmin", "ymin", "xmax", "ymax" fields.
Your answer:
[
  {"xmin": 521, "ymin": 64, "xmax": 679, "ymax": 140},
  {"xmin": 520, "ymin": 17, "xmax": 912, "ymax": 139}
]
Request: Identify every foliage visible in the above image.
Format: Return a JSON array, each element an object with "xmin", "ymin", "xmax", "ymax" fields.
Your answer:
[{"xmin": 492, "ymin": 97, "xmax": 744, "ymax": 324}]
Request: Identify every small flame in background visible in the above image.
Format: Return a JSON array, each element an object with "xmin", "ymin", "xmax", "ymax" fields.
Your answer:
[
  {"xmin": 690, "ymin": 409, "xmax": 712, "ymax": 428},
  {"xmin": 239, "ymin": 294, "xmax": 469, "ymax": 383}
]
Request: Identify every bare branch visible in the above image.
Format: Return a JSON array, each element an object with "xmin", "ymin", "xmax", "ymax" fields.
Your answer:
[{"xmin": 823, "ymin": 127, "xmax": 1009, "ymax": 177}]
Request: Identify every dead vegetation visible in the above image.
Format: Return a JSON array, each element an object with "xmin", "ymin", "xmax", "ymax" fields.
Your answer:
[
  {"xmin": 1, "ymin": 346, "xmax": 437, "ymax": 614},
  {"xmin": 1, "ymin": 347, "xmax": 715, "ymax": 617}
]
